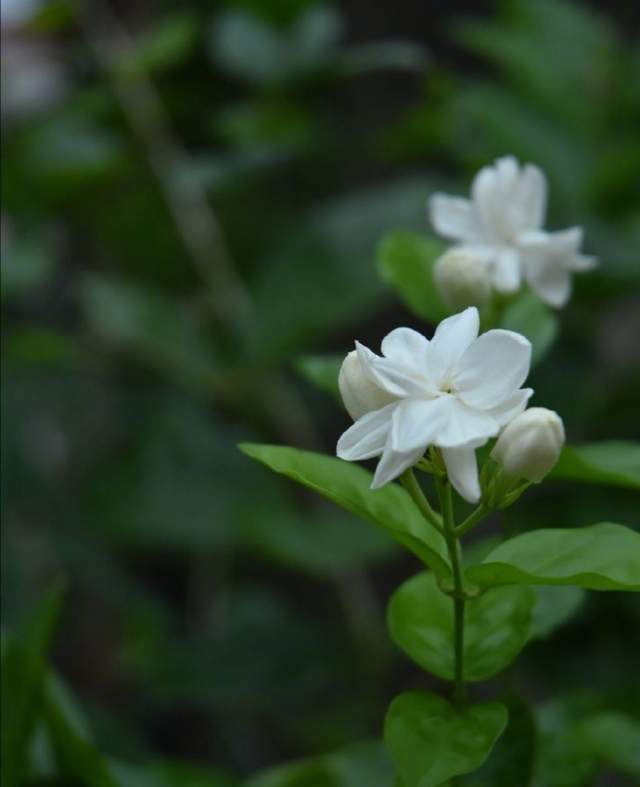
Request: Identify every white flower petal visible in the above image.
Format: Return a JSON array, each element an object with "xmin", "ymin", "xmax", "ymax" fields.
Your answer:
[
  {"xmin": 338, "ymin": 350, "xmax": 397, "ymax": 420},
  {"xmin": 428, "ymin": 194, "xmax": 478, "ymax": 242},
  {"xmin": 390, "ymin": 397, "xmax": 454, "ymax": 453},
  {"xmin": 471, "ymin": 164, "xmax": 500, "ymax": 240},
  {"xmin": 568, "ymin": 253, "xmax": 598, "ymax": 272},
  {"xmin": 427, "ymin": 306, "xmax": 480, "ymax": 379},
  {"xmin": 455, "ymin": 329, "xmax": 532, "ymax": 410},
  {"xmin": 336, "ymin": 402, "xmax": 396, "ymax": 461},
  {"xmin": 392, "ymin": 396, "xmax": 499, "ymax": 452},
  {"xmin": 526, "ymin": 263, "xmax": 572, "ymax": 308},
  {"xmin": 441, "ymin": 445, "xmax": 481, "ymax": 503},
  {"xmin": 513, "ymin": 164, "xmax": 547, "ymax": 231},
  {"xmin": 489, "ymin": 387, "xmax": 533, "ymax": 427},
  {"xmin": 371, "ymin": 438, "xmax": 425, "ymax": 489},
  {"xmin": 434, "ymin": 398, "xmax": 499, "ymax": 448},
  {"xmin": 356, "ymin": 342, "xmax": 424, "ymax": 398},
  {"xmin": 491, "ymin": 247, "xmax": 521, "ymax": 294},
  {"xmin": 381, "ymin": 327, "xmax": 430, "ymax": 372}
]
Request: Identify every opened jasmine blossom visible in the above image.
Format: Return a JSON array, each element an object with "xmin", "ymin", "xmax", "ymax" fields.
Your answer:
[
  {"xmin": 428, "ymin": 156, "xmax": 596, "ymax": 307},
  {"xmin": 336, "ymin": 306, "xmax": 532, "ymax": 502}
]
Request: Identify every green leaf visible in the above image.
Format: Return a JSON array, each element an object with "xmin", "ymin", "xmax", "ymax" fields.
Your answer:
[
  {"xmin": 113, "ymin": 758, "xmax": 238, "ymax": 787},
  {"xmin": 296, "ymin": 354, "xmax": 342, "ymax": 400},
  {"xmin": 239, "ymin": 444, "xmax": 450, "ymax": 580},
  {"xmin": 528, "ymin": 586, "xmax": 586, "ymax": 640},
  {"xmin": 80, "ymin": 274, "xmax": 219, "ymax": 393},
  {"xmin": 211, "ymin": 6, "xmax": 342, "ymax": 86},
  {"xmin": 43, "ymin": 675, "xmax": 122, "ymax": 787},
  {"xmin": 500, "ymin": 291, "xmax": 559, "ymax": 367},
  {"xmin": 459, "ymin": 695, "xmax": 536, "ymax": 787},
  {"xmin": 241, "ymin": 508, "xmax": 398, "ymax": 577},
  {"xmin": 0, "ymin": 236, "xmax": 56, "ymax": 300},
  {"xmin": 253, "ymin": 179, "xmax": 431, "ymax": 360},
  {"xmin": 1, "ymin": 583, "xmax": 65, "ymax": 787},
  {"xmin": 377, "ymin": 231, "xmax": 448, "ymax": 322},
  {"xmin": 551, "ymin": 441, "xmax": 640, "ymax": 491},
  {"xmin": 577, "ymin": 712, "xmax": 640, "ymax": 777},
  {"xmin": 116, "ymin": 12, "xmax": 198, "ymax": 76},
  {"xmin": 534, "ymin": 702, "xmax": 640, "ymax": 786},
  {"xmin": 466, "ymin": 523, "xmax": 640, "ymax": 592},
  {"xmin": 387, "ymin": 572, "xmax": 533, "ymax": 681},
  {"xmin": 338, "ymin": 41, "xmax": 428, "ymax": 76},
  {"xmin": 384, "ymin": 691, "xmax": 508, "ymax": 787},
  {"xmin": 248, "ymin": 740, "xmax": 393, "ymax": 787}
]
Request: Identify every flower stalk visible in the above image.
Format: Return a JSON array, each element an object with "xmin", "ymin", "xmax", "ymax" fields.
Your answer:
[
  {"xmin": 436, "ymin": 476, "xmax": 466, "ymax": 708},
  {"xmin": 401, "ymin": 470, "xmax": 444, "ymax": 534}
]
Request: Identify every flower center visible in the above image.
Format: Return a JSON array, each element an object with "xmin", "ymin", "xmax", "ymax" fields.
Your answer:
[{"xmin": 439, "ymin": 379, "xmax": 455, "ymax": 395}]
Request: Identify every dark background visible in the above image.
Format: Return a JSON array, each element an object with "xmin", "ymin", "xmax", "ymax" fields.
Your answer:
[{"xmin": 2, "ymin": 0, "xmax": 639, "ymax": 784}]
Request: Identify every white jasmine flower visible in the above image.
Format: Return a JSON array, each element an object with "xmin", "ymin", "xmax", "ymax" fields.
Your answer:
[
  {"xmin": 336, "ymin": 307, "xmax": 533, "ymax": 502},
  {"xmin": 492, "ymin": 407, "xmax": 565, "ymax": 482},
  {"xmin": 519, "ymin": 227, "xmax": 597, "ymax": 308},
  {"xmin": 338, "ymin": 350, "xmax": 396, "ymax": 421},
  {"xmin": 433, "ymin": 248, "xmax": 492, "ymax": 310},
  {"xmin": 428, "ymin": 156, "xmax": 596, "ymax": 305}
]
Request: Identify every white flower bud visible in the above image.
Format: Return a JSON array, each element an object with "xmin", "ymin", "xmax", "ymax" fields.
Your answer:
[
  {"xmin": 338, "ymin": 350, "xmax": 396, "ymax": 421},
  {"xmin": 433, "ymin": 248, "xmax": 492, "ymax": 309},
  {"xmin": 491, "ymin": 407, "xmax": 565, "ymax": 483}
]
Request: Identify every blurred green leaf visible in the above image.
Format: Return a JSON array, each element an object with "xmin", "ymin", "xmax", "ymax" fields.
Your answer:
[
  {"xmin": 466, "ymin": 523, "xmax": 640, "ymax": 592},
  {"xmin": 534, "ymin": 701, "xmax": 640, "ymax": 786},
  {"xmin": 453, "ymin": 0, "xmax": 618, "ymax": 133},
  {"xmin": 239, "ymin": 444, "xmax": 451, "ymax": 579},
  {"xmin": 43, "ymin": 675, "xmax": 122, "ymax": 787},
  {"xmin": 500, "ymin": 292, "xmax": 559, "ymax": 367},
  {"xmin": 528, "ymin": 586, "xmax": 586, "ymax": 641},
  {"xmin": 377, "ymin": 231, "xmax": 448, "ymax": 323},
  {"xmin": 116, "ymin": 12, "xmax": 199, "ymax": 76},
  {"xmin": 17, "ymin": 116, "xmax": 123, "ymax": 189},
  {"xmin": 114, "ymin": 758, "xmax": 238, "ymax": 787},
  {"xmin": 253, "ymin": 179, "xmax": 430, "ymax": 359},
  {"xmin": 3, "ymin": 328, "xmax": 81, "ymax": 368},
  {"xmin": 211, "ymin": 5, "xmax": 342, "ymax": 86},
  {"xmin": 217, "ymin": 101, "xmax": 315, "ymax": 152},
  {"xmin": 445, "ymin": 83, "xmax": 589, "ymax": 209},
  {"xmin": 241, "ymin": 508, "xmax": 398, "ymax": 577},
  {"xmin": 80, "ymin": 274, "xmax": 219, "ymax": 392},
  {"xmin": 387, "ymin": 571, "xmax": 534, "ymax": 681},
  {"xmin": 551, "ymin": 441, "xmax": 640, "ymax": 491},
  {"xmin": 296, "ymin": 354, "xmax": 342, "ymax": 400},
  {"xmin": 89, "ymin": 394, "xmax": 250, "ymax": 552},
  {"xmin": 1, "ymin": 583, "xmax": 65, "ymax": 787},
  {"xmin": 338, "ymin": 41, "xmax": 427, "ymax": 76},
  {"xmin": 1, "ymin": 236, "xmax": 55, "ymax": 300},
  {"xmin": 248, "ymin": 739, "xmax": 393, "ymax": 787},
  {"xmin": 384, "ymin": 691, "xmax": 508, "ymax": 787}
]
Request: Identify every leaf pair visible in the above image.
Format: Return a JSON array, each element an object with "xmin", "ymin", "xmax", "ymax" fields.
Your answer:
[{"xmin": 241, "ymin": 444, "xmax": 640, "ymax": 594}]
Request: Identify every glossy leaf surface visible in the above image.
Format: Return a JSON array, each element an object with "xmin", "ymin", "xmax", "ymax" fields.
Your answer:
[
  {"xmin": 240, "ymin": 444, "xmax": 450, "ymax": 579},
  {"xmin": 387, "ymin": 572, "xmax": 533, "ymax": 681},
  {"xmin": 384, "ymin": 691, "xmax": 508, "ymax": 787},
  {"xmin": 467, "ymin": 523, "xmax": 640, "ymax": 591}
]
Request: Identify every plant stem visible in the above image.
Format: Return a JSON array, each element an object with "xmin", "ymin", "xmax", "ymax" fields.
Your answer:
[
  {"xmin": 454, "ymin": 503, "xmax": 489, "ymax": 537},
  {"xmin": 401, "ymin": 470, "xmax": 444, "ymax": 534},
  {"xmin": 436, "ymin": 477, "xmax": 466, "ymax": 707}
]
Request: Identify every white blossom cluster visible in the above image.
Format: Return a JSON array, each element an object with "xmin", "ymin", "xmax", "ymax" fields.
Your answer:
[
  {"xmin": 429, "ymin": 156, "xmax": 596, "ymax": 309},
  {"xmin": 337, "ymin": 308, "xmax": 564, "ymax": 501}
]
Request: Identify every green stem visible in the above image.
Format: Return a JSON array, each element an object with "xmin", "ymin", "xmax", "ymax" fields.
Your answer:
[
  {"xmin": 401, "ymin": 470, "xmax": 444, "ymax": 534},
  {"xmin": 436, "ymin": 477, "xmax": 466, "ymax": 707},
  {"xmin": 454, "ymin": 503, "xmax": 489, "ymax": 537}
]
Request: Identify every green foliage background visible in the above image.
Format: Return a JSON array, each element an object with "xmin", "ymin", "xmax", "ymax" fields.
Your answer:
[{"xmin": 1, "ymin": 0, "xmax": 639, "ymax": 785}]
